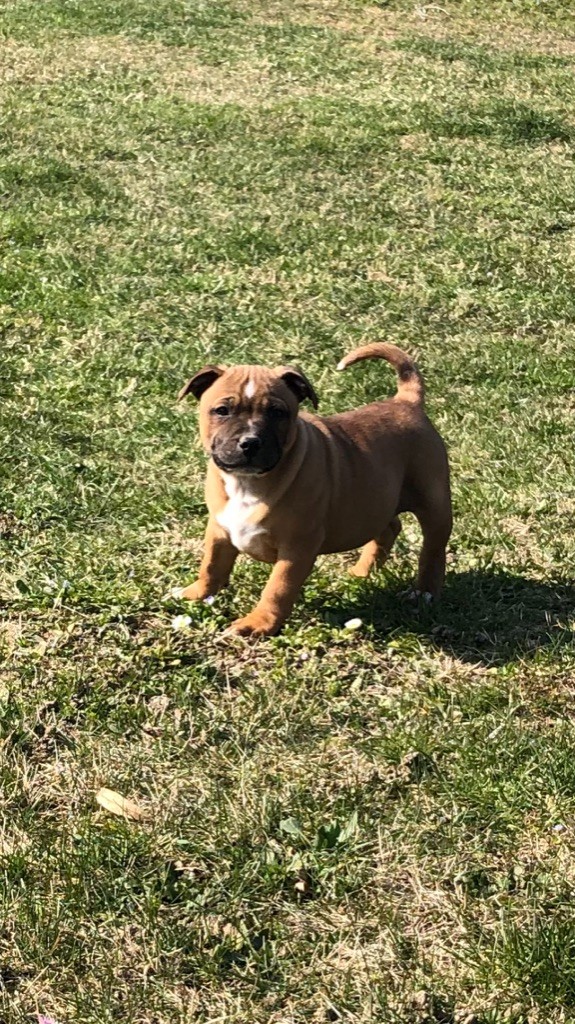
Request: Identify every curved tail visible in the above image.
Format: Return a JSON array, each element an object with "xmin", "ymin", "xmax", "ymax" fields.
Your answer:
[{"xmin": 336, "ymin": 342, "xmax": 424, "ymax": 405}]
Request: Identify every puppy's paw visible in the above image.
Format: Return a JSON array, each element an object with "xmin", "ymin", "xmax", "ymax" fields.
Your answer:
[
  {"xmin": 348, "ymin": 564, "xmax": 370, "ymax": 578},
  {"xmin": 171, "ymin": 580, "xmax": 213, "ymax": 602},
  {"xmin": 223, "ymin": 610, "xmax": 280, "ymax": 638},
  {"xmin": 404, "ymin": 587, "xmax": 434, "ymax": 605}
]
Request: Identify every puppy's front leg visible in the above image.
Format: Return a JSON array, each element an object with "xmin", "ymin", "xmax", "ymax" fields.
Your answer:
[
  {"xmin": 227, "ymin": 544, "xmax": 319, "ymax": 638},
  {"xmin": 176, "ymin": 519, "xmax": 238, "ymax": 601}
]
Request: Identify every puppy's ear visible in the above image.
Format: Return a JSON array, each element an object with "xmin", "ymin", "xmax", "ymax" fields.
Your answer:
[
  {"xmin": 178, "ymin": 365, "xmax": 224, "ymax": 401},
  {"xmin": 278, "ymin": 367, "xmax": 319, "ymax": 410}
]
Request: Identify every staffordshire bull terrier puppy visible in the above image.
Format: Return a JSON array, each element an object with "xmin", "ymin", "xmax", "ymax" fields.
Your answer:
[{"xmin": 174, "ymin": 343, "xmax": 452, "ymax": 637}]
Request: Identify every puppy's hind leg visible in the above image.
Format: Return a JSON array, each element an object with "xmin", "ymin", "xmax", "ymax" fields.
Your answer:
[
  {"xmin": 349, "ymin": 516, "xmax": 402, "ymax": 578},
  {"xmin": 413, "ymin": 498, "xmax": 452, "ymax": 600}
]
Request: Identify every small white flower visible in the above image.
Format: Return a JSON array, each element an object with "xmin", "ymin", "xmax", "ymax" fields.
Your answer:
[
  {"xmin": 344, "ymin": 618, "xmax": 363, "ymax": 631},
  {"xmin": 171, "ymin": 615, "xmax": 192, "ymax": 631},
  {"xmin": 203, "ymin": 595, "xmax": 216, "ymax": 606},
  {"xmin": 553, "ymin": 823, "xmax": 567, "ymax": 833}
]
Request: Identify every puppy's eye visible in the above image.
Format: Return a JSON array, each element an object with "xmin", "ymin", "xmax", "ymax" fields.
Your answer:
[{"xmin": 211, "ymin": 405, "xmax": 230, "ymax": 417}]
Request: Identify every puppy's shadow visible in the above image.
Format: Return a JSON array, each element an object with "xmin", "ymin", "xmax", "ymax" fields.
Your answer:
[{"xmin": 313, "ymin": 568, "xmax": 575, "ymax": 666}]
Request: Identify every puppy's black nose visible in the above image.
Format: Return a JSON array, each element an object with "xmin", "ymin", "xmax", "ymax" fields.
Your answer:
[{"xmin": 238, "ymin": 434, "xmax": 262, "ymax": 455}]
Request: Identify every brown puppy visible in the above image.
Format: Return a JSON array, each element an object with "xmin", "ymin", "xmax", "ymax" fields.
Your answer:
[{"xmin": 174, "ymin": 344, "xmax": 452, "ymax": 637}]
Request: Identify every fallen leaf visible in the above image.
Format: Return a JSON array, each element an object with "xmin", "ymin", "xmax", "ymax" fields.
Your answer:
[
  {"xmin": 294, "ymin": 867, "xmax": 314, "ymax": 897},
  {"xmin": 95, "ymin": 787, "xmax": 146, "ymax": 821},
  {"xmin": 173, "ymin": 859, "xmax": 209, "ymax": 880},
  {"xmin": 221, "ymin": 922, "xmax": 243, "ymax": 942},
  {"xmin": 279, "ymin": 816, "xmax": 303, "ymax": 837}
]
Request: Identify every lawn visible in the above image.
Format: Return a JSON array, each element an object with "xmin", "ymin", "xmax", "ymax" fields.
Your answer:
[{"xmin": 1, "ymin": 0, "xmax": 575, "ymax": 1020}]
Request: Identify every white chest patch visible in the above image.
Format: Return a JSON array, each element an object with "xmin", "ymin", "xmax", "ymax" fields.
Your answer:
[{"xmin": 216, "ymin": 475, "xmax": 267, "ymax": 555}]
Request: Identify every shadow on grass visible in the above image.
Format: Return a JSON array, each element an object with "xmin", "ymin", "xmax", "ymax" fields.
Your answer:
[
  {"xmin": 397, "ymin": 34, "xmax": 573, "ymax": 73},
  {"xmin": 315, "ymin": 569, "xmax": 575, "ymax": 667},
  {"xmin": 417, "ymin": 99, "xmax": 573, "ymax": 145}
]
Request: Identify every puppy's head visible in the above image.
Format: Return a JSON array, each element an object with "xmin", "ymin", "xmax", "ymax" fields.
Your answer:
[{"xmin": 179, "ymin": 363, "xmax": 318, "ymax": 476}]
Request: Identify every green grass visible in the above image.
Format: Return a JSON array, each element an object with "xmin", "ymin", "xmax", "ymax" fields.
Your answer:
[{"xmin": 1, "ymin": 0, "xmax": 575, "ymax": 1020}]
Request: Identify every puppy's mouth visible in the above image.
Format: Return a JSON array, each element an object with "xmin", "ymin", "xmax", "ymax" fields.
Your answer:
[{"xmin": 212, "ymin": 452, "xmax": 281, "ymax": 476}]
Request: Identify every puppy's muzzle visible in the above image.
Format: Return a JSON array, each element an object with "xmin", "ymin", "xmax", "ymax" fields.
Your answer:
[
  {"xmin": 212, "ymin": 431, "xmax": 281, "ymax": 475},
  {"xmin": 238, "ymin": 434, "xmax": 262, "ymax": 456}
]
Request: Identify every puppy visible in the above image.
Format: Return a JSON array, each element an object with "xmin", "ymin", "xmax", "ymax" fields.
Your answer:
[{"xmin": 175, "ymin": 343, "xmax": 452, "ymax": 636}]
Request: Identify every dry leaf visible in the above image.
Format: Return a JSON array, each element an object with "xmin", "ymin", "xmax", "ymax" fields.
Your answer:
[
  {"xmin": 221, "ymin": 922, "xmax": 243, "ymax": 942},
  {"xmin": 294, "ymin": 868, "xmax": 314, "ymax": 897},
  {"xmin": 173, "ymin": 859, "xmax": 208, "ymax": 880},
  {"xmin": 95, "ymin": 787, "xmax": 146, "ymax": 821}
]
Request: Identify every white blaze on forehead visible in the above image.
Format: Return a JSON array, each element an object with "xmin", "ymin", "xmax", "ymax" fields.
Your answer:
[{"xmin": 243, "ymin": 378, "xmax": 256, "ymax": 400}]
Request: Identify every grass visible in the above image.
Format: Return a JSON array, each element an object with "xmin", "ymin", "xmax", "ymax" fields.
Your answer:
[{"xmin": 1, "ymin": 0, "xmax": 575, "ymax": 1020}]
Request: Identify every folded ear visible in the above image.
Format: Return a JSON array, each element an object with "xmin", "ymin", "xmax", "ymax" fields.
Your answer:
[
  {"xmin": 277, "ymin": 367, "xmax": 319, "ymax": 410},
  {"xmin": 178, "ymin": 365, "xmax": 224, "ymax": 401}
]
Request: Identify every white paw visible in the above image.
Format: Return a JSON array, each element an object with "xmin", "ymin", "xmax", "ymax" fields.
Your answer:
[
  {"xmin": 405, "ymin": 588, "xmax": 433, "ymax": 604},
  {"xmin": 166, "ymin": 586, "xmax": 217, "ymax": 604},
  {"xmin": 343, "ymin": 617, "xmax": 363, "ymax": 631}
]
